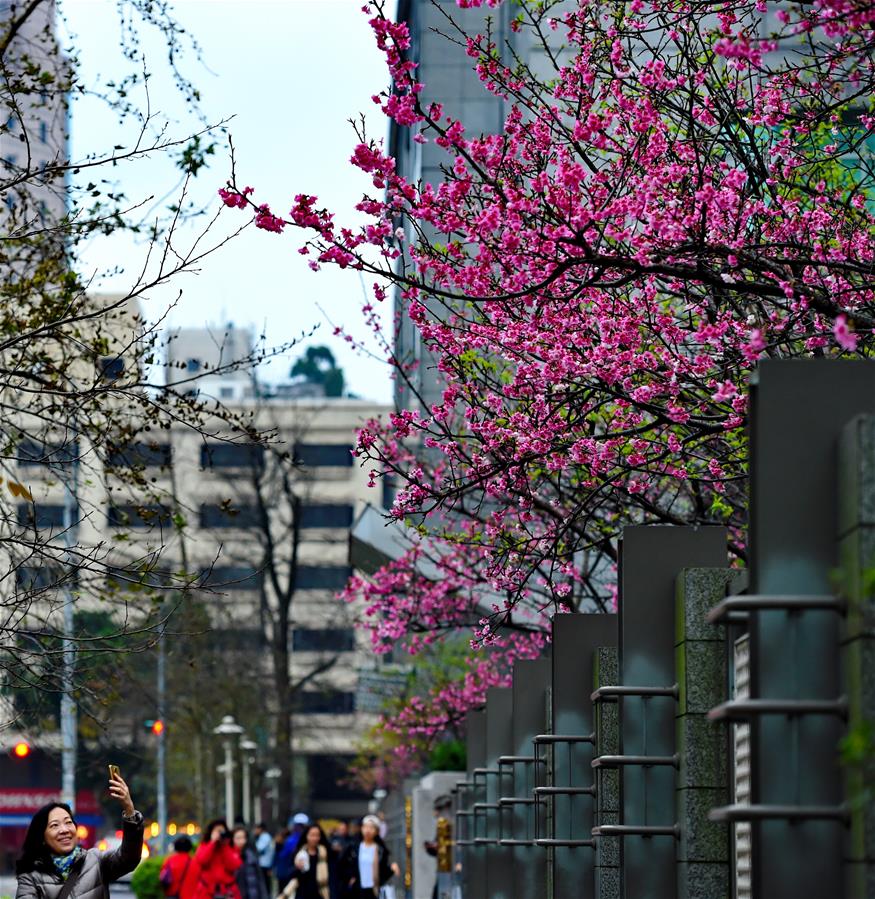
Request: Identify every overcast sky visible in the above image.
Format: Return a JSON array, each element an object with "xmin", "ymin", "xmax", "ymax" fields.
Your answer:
[{"xmin": 59, "ymin": 0, "xmax": 395, "ymax": 403}]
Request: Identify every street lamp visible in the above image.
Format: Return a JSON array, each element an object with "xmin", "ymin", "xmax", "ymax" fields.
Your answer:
[
  {"xmin": 213, "ymin": 715, "xmax": 244, "ymax": 823},
  {"xmin": 265, "ymin": 767, "xmax": 281, "ymax": 826},
  {"xmin": 239, "ymin": 738, "xmax": 258, "ymax": 825}
]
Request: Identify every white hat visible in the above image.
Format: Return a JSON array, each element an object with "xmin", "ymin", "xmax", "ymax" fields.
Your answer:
[{"xmin": 292, "ymin": 813, "xmax": 310, "ymax": 826}]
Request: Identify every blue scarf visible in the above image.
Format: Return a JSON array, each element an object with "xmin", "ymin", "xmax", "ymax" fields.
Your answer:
[{"xmin": 52, "ymin": 847, "xmax": 85, "ymax": 880}]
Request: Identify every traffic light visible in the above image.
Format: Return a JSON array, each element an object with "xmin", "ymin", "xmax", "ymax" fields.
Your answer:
[
  {"xmin": 12, "ymin": 740, "xmax": 31, "ymax": 759},
  {"xmin": 150, "ymin": 719, "xmax": 165, "ymax": 736}
]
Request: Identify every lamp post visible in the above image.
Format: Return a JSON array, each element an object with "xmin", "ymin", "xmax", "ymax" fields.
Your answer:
[
  {"xmin": 213, "ymin": 715, "xmax": 244, "ymax": 823},
  {"xmin": 239, "ymin": 738, "xmax": 258, "ymax": 825},
  {"xmin": 265, "ymin": 767, "xmax": 281, "ymax": 826}
]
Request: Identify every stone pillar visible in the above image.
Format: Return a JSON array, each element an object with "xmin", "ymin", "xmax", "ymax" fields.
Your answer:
[
  {"xmin": 675, "ymin": 567, "xmax": 734, "ymax": 899},
  {"xmin": 838, "ymin": 414, "xmax": 875, "ymax": 898},
  {"xmin": 593, "ymin": 646, "xmax": 620, "ymax": 899}
]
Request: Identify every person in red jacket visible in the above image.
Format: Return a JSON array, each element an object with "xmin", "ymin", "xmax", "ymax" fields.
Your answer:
[
  {"xmin": 160, "ymin": 837, "xmax": 196, "ymax": 899},
  {"xmin": 192, "ymin": 821, "xmax": 242, "ymax": 899}
]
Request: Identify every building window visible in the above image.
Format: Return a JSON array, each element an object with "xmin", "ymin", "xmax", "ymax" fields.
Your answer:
[
  {"xmin": 39, "ymin": 121, "xmax": 47, "ymax": 143},
  {"xmin": 199, "ymin": 565, "xmax": 264, "ymax": 590},
  {"xmin": 294, "ymin": 691, "xmax": 355, "ymax": 715},
  {"xmin": 18, "ymin": 503, "xmax": 77, "ymax": 529},
  {"xmin": 293, "ymin": 443, "xmax": 354, "ymax": 468},
  {"xmin": 106, "ymin": 441, "xmax": 172, "ymax": 469},
  {"xmin": 299, "ymin": 504, "xmax": 353, "ymax": 529},
  {"xmin": 98, "ymin": 356, "xmax": 125, "ymax": 382},
  {"xmin": 295, "ymin": 566, "xmax": 352, "ymax": 590},
  {"xmin": 292, "ymin": 628, "xmax": 355, "ymax": 653},
  {"xmin": 107, "ymin": 504, "xmax": 172, "ymax": 528},
  {"xmin": 17, "ymin": 439, "xmax": 79, "ymax": 467},
  {"xmin": 306, "ymin": 754, "xmax": 370, "ymax": 801},
  {"xmin": 186, "ymin": 358, "xmax": 201, "ymax": 373},
  {"xmin": 17, "ymin": 565, "xmax": 67, "ymax": 591},
  {"xmin": 219, "ymin": 386, "xmax": 234, "ymax": 399},
  {"xmin": 200, "ymin": 442, "xmax": 265, "ymax": 470},
  {"xmin": 199, "ymin": 503, "xmax": 261, "ymax": 529}
]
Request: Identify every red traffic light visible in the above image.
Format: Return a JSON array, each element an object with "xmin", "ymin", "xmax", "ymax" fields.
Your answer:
[
  {"xmin": 12, "ymin": 741, "xmax": 31, "ymax": 759},
  {"xmin": 151, "ymin": 720, "xmax": 165, "ymax": 736}
]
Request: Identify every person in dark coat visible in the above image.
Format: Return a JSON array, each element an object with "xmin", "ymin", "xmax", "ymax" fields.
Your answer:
[
  {"xmin": 277, "ymin": 825, "xmax": 335, "ymax": 899},
  {"xmin": 15, "ymin": 771, "xmax": 144, "ymax": 899},
  {"xmin": 340, "ymin": 816, "xmax": 399, "ymax": 899},
  {"xmin": 231, "ymin": 828, "xmax": 267, "ymax": 899}
]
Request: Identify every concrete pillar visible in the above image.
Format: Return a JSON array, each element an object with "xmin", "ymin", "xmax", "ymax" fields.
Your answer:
[
  {"xmin": 593, "ymin": 646, "xmax": 620, "ymax": 899},
  {"xmin": 413, "ymin": 772, "xmax": 461, "ymax": 899},
  {"xmin": 838, "ymin": 414, "xmax": 875, "ymax": 898},
  {"xmin": 486, "ymin": 688, "xmax": 514, "ymax": 899},
  {"xmin": 675, "ymin": 567, "xmax": 734, "ymax": 899}
]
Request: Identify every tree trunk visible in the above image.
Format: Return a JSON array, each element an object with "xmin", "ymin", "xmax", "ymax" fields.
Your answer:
[{"xmin": 272, "ymin": 632, "xmax": 293, "ymax": 823}]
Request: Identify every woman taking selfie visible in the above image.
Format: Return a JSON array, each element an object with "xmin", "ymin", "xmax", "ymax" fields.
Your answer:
[
  {"xmin": 14, "ymin": 769, "xmax": 144, "ymax": 899},
  {"xmin": 193, "ymin": 820, "xmax": 242, "ymax": 899}
]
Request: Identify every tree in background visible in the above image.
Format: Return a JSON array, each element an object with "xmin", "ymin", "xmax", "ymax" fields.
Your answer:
[
  {"xmin": 290, "ymin": 345, "xmax": 346, "ymax": 397},
  {"xmin": 225, "ymin": 0, "xmax": 875, "ymax": 764}
]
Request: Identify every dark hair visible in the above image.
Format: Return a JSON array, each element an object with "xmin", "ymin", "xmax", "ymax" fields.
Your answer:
[
  {"xmin": 231, "ymin": 826, "xmax": 250, "ymax": 848},
  {"xmin": 303, "ymin": 823, "xmax": 329, "ymax": 848},
  {"xmin": 173, "ymin": 836, "xmax": 193, "ymax": 853},
  {"xmin": 256, "ymin": 822, "xmax": 268, "ymax": 831},
  {"xmin": 16, "ymin": 803, "xmax": 77, "ymax": 876},
  {"xmin": 203, "ymin": 819, "xmax": 229, "ymax": 841}
]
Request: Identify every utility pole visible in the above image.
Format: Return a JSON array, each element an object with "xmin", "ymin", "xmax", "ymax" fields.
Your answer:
[
  {"xmin": 60, "ymin": 440, "xmax": 79, "ymax": 810},
  {"xmin": 156, "ymin": 636, "xmax": 167, "ymax": 853}
]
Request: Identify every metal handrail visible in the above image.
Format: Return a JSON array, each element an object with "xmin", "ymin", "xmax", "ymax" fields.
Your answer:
[
  {"xmin": 592, "ymin": 824, "xmax": 680, "ymax": 838},
  {"xmin": 708, "ymin": 698, "xmax": 848, "ymax": 722},
  {"xmin": 590, "ymin": 684, "xmax": 679, "ymax": 702},
  {"xmin": 498, "ymin": 797, "xmax": 536, "ymax": 806},
  {"xmin": 706, "ymin": 594, "xmax": 845, "ymax": 624},
  {"xmin": 498, "ymin": 755, "xmax": 545, "ymax": 765},
  {"xmin": 533, "ymin": 785, "xmax": 596, "ymax": 797},
  {"xmin": 533, "ymin": 733, "xmax": 595, "ymax": 745},
  {"xmin": 709, "ymin": 804, "xmax": 850, "ymax": 823},
  {"xmin": 534, "ymin": 838, "xmax": 596, "ymax": 848},
  {"xmin": 592, "ymin": 754, "xmax": 679, "ymax": 769}
]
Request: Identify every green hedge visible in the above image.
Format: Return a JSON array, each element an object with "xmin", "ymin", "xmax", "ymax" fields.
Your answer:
[{"xmin": 130, "ymin": 855, "xmax": 165, "ymax": 899}]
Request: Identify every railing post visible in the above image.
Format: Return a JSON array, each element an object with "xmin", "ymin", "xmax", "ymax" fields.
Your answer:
[{"xmin": 675, "ymin": 567, "xmax": 734, "ymax": 898}]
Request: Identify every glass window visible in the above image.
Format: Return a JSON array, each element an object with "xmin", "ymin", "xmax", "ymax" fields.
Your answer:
[
  {"xmin": 106, "ymin": 441, "xmax": 172, "ymax": 469},
  {"xmin": 186, "ymin": 358, "xmax": 201, "ymax": 373},
  {"xmin": 295, "ymin": 565, "xmax": 352, "ymax": 590},
  {"xmin": 107, "ymin": 504, "xmax": 172, "ymax": 528},
  {"xmin": 17, "ymin": 565, "xmax": 67, "ymax": 591},
  {"xmin": 292, "ymin": 628, "xmax": 355, "ymax": 652},
  {"xmin": 295, "ymin": 691, "xmax": 355, "ymax": 715},
  {"xmin": 18, "ymin": 503, "xmax": 77, "ymax": 529},
  {"xmin": 294, "ymin": 443, "xmax": 354, "ymax": 467},
  {"xmin": 199, "ymin": 565, "xmax": 263, "ymax": 590},
  {"xmin": 39, "ymin": 121, "xmax": 47, "ymax": 143},
  {"xmin": 199, "ymin": 503, "xmax": 261, "ymax": 528},
  {"xmin": 98, "ymin": 356, "xmax": 125, "ymax": 381},
  {"xmin": 200, "ymin": 442, "xmax": 265, "ymax": 470},
  {"xmin": 306, "ymin": 754, "xmax": 370, "ymax": 800},
  {"xmin": 17, "ymin": 439, "xmax": 79, "ymax": 467},
  {"xmin": 299, "ymin": 504, "xmax": 353, "ymax": 529}
]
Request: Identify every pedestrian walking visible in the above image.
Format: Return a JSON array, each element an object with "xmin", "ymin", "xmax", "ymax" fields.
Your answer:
[
  {"xmin": 276, "ymin": 825, "xmax": 333, "ymax": 899},
  {"xmin": 14, "ymin": 769, "xmax": 144, "ymax": 899},
  {"xmin": 253, "ymin": 824, "xmax": 274, "ymax": 895},
  {"xmin": 160, "ymin": 836, "xmax": 196, "ymax": 899},
  {"xmin": 192, "ymin": 820, "xmax": 242, "ymax": 899},
  {"xmin": 328, "ymin": 823, "xmax": 349, "ymax": 857},
  {"xmin": 274, "ymin": 816, "xmax": 308, "ymax": 892},
  {"xmin": 340, "ymin": 815, "xmax": 399, "ymax": 899},
  {"xmin": 231, "ymin": 828, "xmax": 268, "ymax": 899}
]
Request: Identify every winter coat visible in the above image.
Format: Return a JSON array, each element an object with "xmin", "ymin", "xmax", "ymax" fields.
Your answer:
[
  {"xmin": 15, "ymin": 818, "xmax": 144, "ymax": 899},
  {"xmin": 339, "ymin": 840, "xmax": 394, "ymax": 898},
  {"xmin": 192, "ymin": 840, "xmax": 242, "ymax": 899},
  {"xmin": 234, "ymin": 847, "xmax": 267, "ymax": 899},
  {"xmin": 160, "ymin": 851, "xmax": 197, "ymax": 899}
]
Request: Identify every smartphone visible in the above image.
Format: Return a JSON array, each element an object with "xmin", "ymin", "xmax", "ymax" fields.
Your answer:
[{"xmin": 108, "ymin": 764, "xmax": 121, "ymax": 780}]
